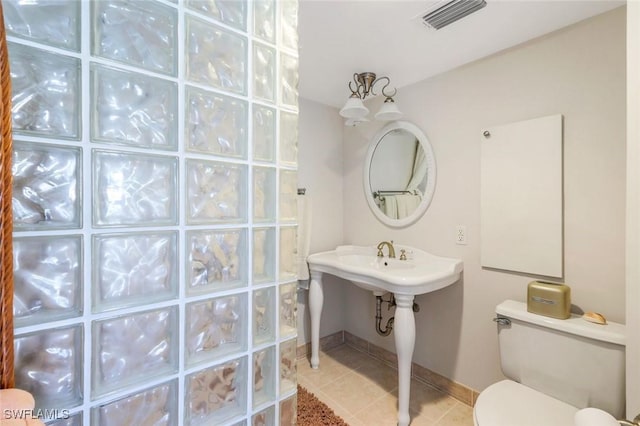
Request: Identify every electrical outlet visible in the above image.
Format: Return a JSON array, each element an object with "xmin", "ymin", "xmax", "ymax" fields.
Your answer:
[{"xmin": 456, "ymin": 225, "xmax": 467, "ymax": 245}]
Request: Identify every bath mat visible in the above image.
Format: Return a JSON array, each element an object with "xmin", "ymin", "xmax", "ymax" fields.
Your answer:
[{"xmin": 297, "ymin": 384, "xmax": 350, "ymax": 426}]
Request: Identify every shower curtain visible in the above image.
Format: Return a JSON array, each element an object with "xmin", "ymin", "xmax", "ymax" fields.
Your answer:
[{"xmin": 0, "ymin": 0, "xmax": 14, "ymax": 391}]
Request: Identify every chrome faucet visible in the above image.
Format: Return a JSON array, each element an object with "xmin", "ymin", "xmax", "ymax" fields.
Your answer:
[{"xmin": 377, "ymin": 240, "xmax": 396, "ymax": 258}]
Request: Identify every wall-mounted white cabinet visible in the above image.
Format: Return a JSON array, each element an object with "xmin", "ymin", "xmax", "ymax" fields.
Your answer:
[{"xmin": 480, "ymin": 114, "xmax": 563, "ymax": 278}]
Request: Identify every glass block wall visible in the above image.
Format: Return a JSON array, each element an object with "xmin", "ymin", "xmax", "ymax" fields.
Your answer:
[{"xmin": 5, "ymin": 0, "xmax": 299, "ymax": 424}]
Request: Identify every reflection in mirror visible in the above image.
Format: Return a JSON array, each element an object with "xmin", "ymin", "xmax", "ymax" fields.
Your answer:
[
  {"xmin": 370, "ymin": 129, "xmax": 427, "ymax": 219},
  {"xmin": 364, "ymin": 121, "xmax": 436, "ymax": 228}
]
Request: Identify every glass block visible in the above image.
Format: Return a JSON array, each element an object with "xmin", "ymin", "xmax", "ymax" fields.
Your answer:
[
  {"xmin": 253, "ymin": 166, "xmax": 276, "ymax": 222},
  {"xmin": 185, "ymin": 357, "xmax": 247, "ymax": 425},
  {"xmin": 253, "ymin": 228, "xmax": 276, "ymax": 284},
  {"xmin": 186, "ymin": 15, "xmax": 247, "ymax": 95},
  {"xmin": 279, "ymin": 170, "xmax": 297, "ymax": 222},
  {"xmin": 279, "ymin": 111, "xmax": 298, "ymax": 166},
  {"xmin": 279, "ymin": 282, "xmax": 297, "ymax": 338},
  {"xmin": 279, "ymin": 0, "xmax": 298, "ymax": 51},
  {"xmin": 91, "ymin": 64, "xmax": 178, "ymax": 150},
  {"xmin": 253, "ymin": 43, "xmax": 275, "ymax": 102},
  {"xmin": 279, "ymin": 338, "xmax": 296, "ymax": 395},
  {"xmin": 185, "ymin": 86, "xmax": 248, "ymax": 158},
  {"xmin": 253, "ymin": 287, "xmax": 275, "ymax": 346},
  {"xmin": 93, "ymin": 231, "xmax": 178, "ymax": 312},
  {"xmin": 3, "ymin": 0, "xmax": 80, "ymax": 51},
  {"xmin": 14, "ymin": 325, "xmax": 83, "ymax": 408},
  {"xmin": 280, "ymin": 53, "xmax": 298, "ymax": 109},
  {"xmin": 253, "ymin": 347, "xmax": 275, "ymax": 408},
  {"xmin": 92, "ymin": 1, "xmax": 177, "ymax": 76},
  {"xmin": 186, "ymin": 294, "xmax": 247, "ymax": 366},
  {"xmin": 47, "ymin": 412, "xmax": 82, "ymax": 426},
  {"xmin": 279, "ymin": 394, "xmax": 297, "ymax": 426},
  {"xmin": 93, "ymin": 150, "xmax": 178, "ymax": 227},
  {"xmin": 92, "ymin": 306, "xmax": 178, "ymax": 397},
  {"xmin": 186, "ymin": 159, "xmax": 247, "ymax": 224},
  {"xmin": 252, "ymin": 105, "xmax": 276, "ymax": 163},
  {"xmin": 253, "ymin": 0, "xmax": 275, "ymax": 43},
  {"xmin": 9, "ymin": 43, "xmax": 80, "ymax": 139},
  {"xmin": 185, "ymin": 0, "xmax": 247, "ymax": 31},
  {"xmin": 252, "ymin": 406, "xmax": 275, "ymax": 426},
  {"xmin": 187, "ymin": 229, "xmax": 247, "ymax": 295},
  {"xmin": 92, "ymin": 380, "xmax": 177, "ymax": 426},
  {"xmin": 13, "ymin": 236, "xmax": 81, "ymax": 327},
  {"xmin": 279, "ymin": 227, "xmax": 297, "ymax": 282},
  {"xmin": 12, "ymin": 141, "xmax": 81, "ymax": 230}
]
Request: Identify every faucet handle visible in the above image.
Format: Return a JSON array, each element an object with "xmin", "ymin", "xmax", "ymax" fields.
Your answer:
[
  {"xmin": 399, "ymin": 249, "xmax": 407, "ymax": 261},
  {"xmin": 377, "ymin": 248, "xmax": 384, "ymax": 257}
]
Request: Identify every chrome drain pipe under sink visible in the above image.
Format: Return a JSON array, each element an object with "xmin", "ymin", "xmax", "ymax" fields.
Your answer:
[{"xmin": 375, "ymin": 293, "xmax": 420, "ymax": 337}]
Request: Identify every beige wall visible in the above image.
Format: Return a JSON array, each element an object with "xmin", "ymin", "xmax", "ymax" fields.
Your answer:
[
  {"xmin": 626, "ymin": 1, "xmax": 640, "ymax": 417},
  {"xmin": 341, "ymin": 7, "xmax": 626, "ymax": 391},
  {"xmin": 297, "ymin": 98, "xmax": 346, "ymax": 346}
]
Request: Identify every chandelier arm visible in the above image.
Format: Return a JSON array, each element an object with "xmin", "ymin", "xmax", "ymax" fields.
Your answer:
[
  {"xmin": 371, "ymin": 76, "xmax": 389, "ymax": 97},
  {"xmin": 382, "ymin": 86, "xmax": 397, "ymax": 99},
  {"xmin": 348, "ymin": 73, "xmax": 363, "ymax": 97},
  {"xmin": 377, "ymin": 76, "xmax": 397, "ymax": 99}
]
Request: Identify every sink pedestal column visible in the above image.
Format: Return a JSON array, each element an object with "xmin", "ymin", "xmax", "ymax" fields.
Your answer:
[
  {"xmin": 308, "ymin": 271, "xmax": 416, "ymax": 426},
  {"xmin": 309, "ymin": 270, "xmax": 324, "ymax": 369},
  {"xmin": 394, "ymin": 293, "xmax": 416, "ymax": 426}
]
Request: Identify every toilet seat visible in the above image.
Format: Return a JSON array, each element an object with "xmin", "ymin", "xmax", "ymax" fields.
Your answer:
[{"xmin": 473, "ymin": 380, "xmax": 578, "ymax": 426}]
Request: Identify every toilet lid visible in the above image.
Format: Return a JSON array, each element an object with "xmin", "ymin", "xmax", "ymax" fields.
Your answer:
[{"xmin": 474, "ymin": 380, "xmax": 578, "ymax": 426}]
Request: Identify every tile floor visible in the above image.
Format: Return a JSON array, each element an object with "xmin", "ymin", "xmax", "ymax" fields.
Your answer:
[{"xmin": 298, "ymin": 344, "xmax": 474, "ymax": 426}]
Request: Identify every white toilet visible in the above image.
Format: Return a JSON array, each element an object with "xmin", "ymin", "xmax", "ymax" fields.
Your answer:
[{"xmin": 473, "ymin": 300, "xmax": 626, "ymax": 426}]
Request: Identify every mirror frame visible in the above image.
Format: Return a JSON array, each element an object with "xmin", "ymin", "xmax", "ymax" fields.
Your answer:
[{"xmin": 363, "ymin": 121, "xmax": 437, "ymax": 228}]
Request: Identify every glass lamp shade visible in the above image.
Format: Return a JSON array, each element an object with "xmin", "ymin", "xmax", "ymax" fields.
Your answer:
[
  {"xmin": 339, "ymin": 96, "xmax": 369, "ymax": 118},
  {"xmin": 375, "ymin": 98, "xmax": 402, "ymax": 121},
  {"xmin": 344, "ymin": 117, "xmax": 370, "ymax": 127}
]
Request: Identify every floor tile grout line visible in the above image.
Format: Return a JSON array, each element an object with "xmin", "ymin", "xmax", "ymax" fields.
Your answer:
[
  {"xmin": 307, "ymin": 384, "xmax": 364, "ymax": 422},
  {"xmin": 298, "ymin": 363, "xmax": 365, "ymax": 392},
  {"xmin": 302, "ymin": 347, "xmax": 394, "ymax": 419},
  {"xmin": 431, "ymin": 400, "xmax": 464, "ymax": 425},
  {"xmin": 325, "ymin": 393, "xmax": 361, "ymax": 419},
  {"xmin": 340, "ymin": 342, "xmax": 479, "ymax": 410},
  {"xmin": 300, "ymin": 344, "xmax": 473, "ymax": 425},
  {"xmin": 349, "ymin": 387, "xmax": 401, "ymax": 421}
]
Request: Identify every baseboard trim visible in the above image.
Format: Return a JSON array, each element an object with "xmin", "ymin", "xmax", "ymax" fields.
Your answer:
[
  {"xmin": 296, "ymin": 330, "xmax": 345, "ymax": 360},
  {"xmin": 297, "ymin": 330, "xmax": 479, "ymax": 407}
]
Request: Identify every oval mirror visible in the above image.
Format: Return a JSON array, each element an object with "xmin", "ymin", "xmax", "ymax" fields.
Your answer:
[{"xmin": 363, "ymin": 121, "xmax": 436, "ymax": 228}]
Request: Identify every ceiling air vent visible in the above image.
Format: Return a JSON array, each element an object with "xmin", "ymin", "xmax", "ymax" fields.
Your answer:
[{"xmin": 420, "ymin": 0, "xmax": 487, "ymax": 30}]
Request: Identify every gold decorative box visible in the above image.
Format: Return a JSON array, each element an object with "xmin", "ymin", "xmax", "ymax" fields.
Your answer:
[{"xmin": 527, "ymin": 281, "xmax": 571, "ymax": 319}]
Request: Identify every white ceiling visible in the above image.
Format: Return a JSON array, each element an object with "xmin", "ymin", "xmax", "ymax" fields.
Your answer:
[{"xmin": 298, "ymin": 0, "xmax": 624, "ymax": 108}]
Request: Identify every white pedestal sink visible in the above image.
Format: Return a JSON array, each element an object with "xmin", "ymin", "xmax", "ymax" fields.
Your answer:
[{"xmin": 307, "ymin": 245, "xmax": 463, "ymax": 426}]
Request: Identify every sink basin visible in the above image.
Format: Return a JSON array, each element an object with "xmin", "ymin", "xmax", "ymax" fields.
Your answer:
[
  {"xmin": 338, "ymin": 254, "xmax": 416, "ymax": 270},
  {"xmin": 307, "ymin": 245, "xmax": 463, "ymax": 295}
]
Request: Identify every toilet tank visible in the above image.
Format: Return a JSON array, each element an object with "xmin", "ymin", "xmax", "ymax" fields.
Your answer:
[{"xmin": 496, "ymin": 300, "xmax": 626, "ymax": 418}]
